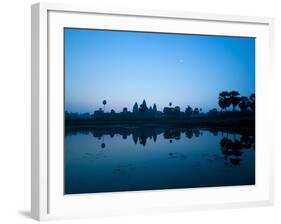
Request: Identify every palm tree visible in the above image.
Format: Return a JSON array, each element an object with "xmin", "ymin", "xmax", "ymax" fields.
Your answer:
[
  {"xmin": 185, "ymin": 105, "xmax": 193, "ymax": 117},
  {"xmin": 239, "ymin": 96, "xmax": 249, "ymax": 112},
  {"xmin": 229, "ymin": 91, "xmax": 240, "ymax": 111},
  {"xmin": 102, "ymin": 100, "xmax": 107, "ymax": 112},
  {"xmin": 219, "ymin": 99, "xmax": 226, "ymax": 111},
  {"xmin": 101, "ymin": 136, "xmax": 106, "ymax": 148},
  {"xmin": 248, "ymin": 93, "xmax": 255, "ymax": 112},
  {"xmin": 218, "ymin": 91, "xmax": 231, "ymax": 111}
]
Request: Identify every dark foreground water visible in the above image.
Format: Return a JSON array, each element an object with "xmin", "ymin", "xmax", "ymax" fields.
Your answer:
[{"xmin": 65, "ymin": 126, "xmax": 255, "ymax": 194}]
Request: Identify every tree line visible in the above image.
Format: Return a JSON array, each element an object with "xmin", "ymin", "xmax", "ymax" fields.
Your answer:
[
  {"xmin": 218, "ymin": 91, "xmax": 255, "ymax": 112},
  {"xmin": 65, "ymin": 91, "xmax": 255, "ymax": 120}
]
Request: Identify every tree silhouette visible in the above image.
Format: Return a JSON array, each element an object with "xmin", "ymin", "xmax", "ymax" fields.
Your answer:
[
  {"xmin": 102, "ymin": 100, "xmax": 107, "ymax": 111},
  {"xmin": 174, "ymin": 106, "xmax": 180, "ymax": 115},
  {"xmin": 193, "ymin": 108, "xmax": 199, "ymax": 115},
  {"xmin": 208, "ymin": 108, "xmax": 218, "ymax": 117},
  {"xmin": 229, "ymin": 91, "xmax": 240, "ymax": 111},
  {"xmin": 239, "ymin": 96, "xmax": 248, "ymax": 112},
  {"xmin": 218, "ymin": 91, "xmax": 231, "ymax": 111},
  {"xmin": 185, "ymin": 105, "xmax": 193, "ymax": 117},
  {"xmin": 169, "ymin": 102, "xmax": 172, "ymax": 107},
  {"xmin": 248, "ymin": 93, "xmax": 255, "ymax": 112}
]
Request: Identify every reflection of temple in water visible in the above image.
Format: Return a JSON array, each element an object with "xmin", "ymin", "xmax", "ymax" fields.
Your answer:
[
  {"xmin": 65, "ymin": 126, "xmax": 254, "ymax": 166},
  {"xmin": 66, "ymin": 126, "xmax": 206, "ymax": 146},
  {"xmin": 67, "ymin": 126, "xmax": 253, "ymax": 146}
]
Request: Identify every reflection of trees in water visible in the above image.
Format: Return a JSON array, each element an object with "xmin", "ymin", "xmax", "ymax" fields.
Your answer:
[
  {"xmin": 163, "ymin": 129, "xmax": 181, "ymax": 140},
  {"xmin": 65, "ymin": 127, "xmax": 254, "ymax": 154},
  {"xmin": 185, "ymin": 130, "xmax": 193, "ymax": 139},
  {"xmin": 220, "ymin": 131, "xmax": 255, "ymax": 167},
  {"xmin": 101, "ymin": 136, "xmax": 106, "ymax": 148},
  {"xmin": 194, "ymin": 129, "xmax": 200, "ymax": 137},
  {"xmin": 85, "ymin": 127, "xmax": 162, "ymax": 147},
  {"xmin": 209, "ymin": 129, "xmax": 219, "ymax": 136}
]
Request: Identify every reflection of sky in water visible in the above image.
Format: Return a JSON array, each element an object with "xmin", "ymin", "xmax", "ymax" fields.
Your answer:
[{"xmin": 65, "ymin": 129, "xmax": 255, "ymax": 194}]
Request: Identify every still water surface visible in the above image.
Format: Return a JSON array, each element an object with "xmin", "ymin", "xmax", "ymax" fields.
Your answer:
[{"xmin": 65, "ymin": 127, "xmax": 255, "ymax": 194}]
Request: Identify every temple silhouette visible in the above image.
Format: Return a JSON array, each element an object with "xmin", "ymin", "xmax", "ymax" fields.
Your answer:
[{"xmin": 65, "ymin": 91, "xmax": 255, "ymax": 129}]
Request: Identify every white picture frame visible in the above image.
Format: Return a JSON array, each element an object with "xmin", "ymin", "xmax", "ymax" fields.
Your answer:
[{"xmin": 31, "ymin": 2, "xmax": 274, "ymax": 221}]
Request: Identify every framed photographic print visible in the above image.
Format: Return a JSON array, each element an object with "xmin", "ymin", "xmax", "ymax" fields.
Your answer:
[{"xmin": 31, "ymin": 2, "xmax": 274, "ymax": 221}]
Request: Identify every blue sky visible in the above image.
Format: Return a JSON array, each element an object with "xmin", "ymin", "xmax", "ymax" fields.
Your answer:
[{"xmin": 64, "ymin": 28, "xmax": 255, "ymax": 113}]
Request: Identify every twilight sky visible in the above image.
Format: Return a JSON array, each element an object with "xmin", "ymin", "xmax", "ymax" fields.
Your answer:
[{"xmin": 64, "ymin": 28, "xmax": 255, "ymax": 113}]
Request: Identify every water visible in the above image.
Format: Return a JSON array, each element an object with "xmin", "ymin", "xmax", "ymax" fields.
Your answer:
[{"xmin": 65, "ymin": 126, "xmax": 255, "ymax": 194}]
